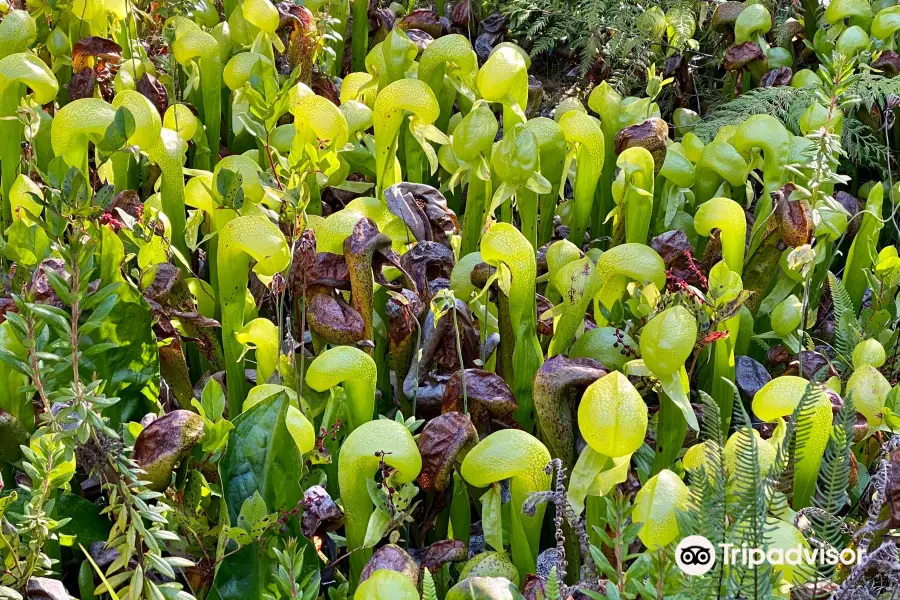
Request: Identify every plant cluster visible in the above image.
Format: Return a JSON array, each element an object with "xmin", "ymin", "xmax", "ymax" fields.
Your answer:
[{"xmin": 2, "ymin": 0, "xmax": 900, "ymax": 599}]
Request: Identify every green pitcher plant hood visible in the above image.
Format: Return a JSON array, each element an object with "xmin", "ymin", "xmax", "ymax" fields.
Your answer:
[
  {"xmin": 373, "ymin": 78, "xmax": 447, "ymax": 196},
  {"xmin": 461, "ymin": 429, "xmax": 551, "ymax": 581},
  {"xmin": 476, "ymin": 43, "xmax": 528, "ymax": 131},
  {"xmin": 558, "ymin": 109, "xmax": 605, "ymax": 246},
  {"xmin": 0, "ymin": 52, "xmax": 57, "ymax": 227},
  {"xmin": 417, "ymin": 33, "xmax": 478, "ymax": 132},
  {"xmin": 170, "ymin": 17, "xmax": 224, "ymax": 168},
  {"xmin": 305, "ymin": 345, "xmax": 376, "ymax": 433},
  {"xmin": 217, "ymin": 214, "xmax": 290, "ymax": 415},
  {"xmin": 339, "ymin": 418, "xmax": 421, "ymax": 586}
]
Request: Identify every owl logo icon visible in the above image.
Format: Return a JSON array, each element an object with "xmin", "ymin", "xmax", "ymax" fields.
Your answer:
[{"xmin": 676, "ymin": 535, "xmax": 716, "ymax": 576}]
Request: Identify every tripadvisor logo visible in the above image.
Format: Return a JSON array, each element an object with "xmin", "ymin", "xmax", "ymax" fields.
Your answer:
[
  {"xmin": 675, "ymin": 535, "xmax": 866, "ymax": 576},
  {"xmin": 676, "ymin": 536, "xmax": 716, "ymax": 576}
]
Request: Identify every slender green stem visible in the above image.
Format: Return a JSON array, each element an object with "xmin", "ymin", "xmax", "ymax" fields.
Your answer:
[
  {"xmin": 518, "ymin": 189, "xmax": 539, "ymax": 250},
  {"xmin": 461, "ymin": 176, "xmax": 489, "ymax": 255},
  {"xmin": 593, "ymin": 168, "xmax": 614, "ymax": 240},
  {"xmin": 651, "ymin": 393, "xmax": 687, "ymax": 475},
  {"xmin": 538, "ymin": 183, "xmax": 559, "ymax": 247},
  {"xmin": 350, "ymin": 0, "xmax": 368, "ymax": 73},
  {"xmin": 402, "ymin": 126, "xmax": 424, "ymax": 184},
  {"xmin": 0, "ymin": 84, "xmax": 21, "ymax": 228},
  {"xmin": 585, "ymin": 491, "xmax": 605, "ymax": 549},
  {"xmin": 499, "ymin": 196, "xmax": 512, "ymax": 224}
]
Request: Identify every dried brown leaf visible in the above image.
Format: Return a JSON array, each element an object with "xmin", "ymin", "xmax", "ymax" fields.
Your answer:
[
  {"xmin": 359, "ymin": 545, "xmax": 420, "ymax": 587},
  {"xmin": 421, "ymin": 539, "xmax": 467, "ymax": 569},
  {"xmin": 417, "ymin": 412, "xmax": 478, "ymax": 492},
  {"xmin": 132, "ymin": 410, "xmax": 204, "ymax": 491},
  {"xmin": 136, "ymin": 72, "xmax": 169, "ymax": 117},
  {"xmin": 384, "ymin": 183, "xmax": 460, "ymax": 246}
]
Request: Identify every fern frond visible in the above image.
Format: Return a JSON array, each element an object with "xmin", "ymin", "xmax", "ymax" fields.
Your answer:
[
  {"xmin": 792, "ymin": 383, "xmax": 828, "ymax": 500},
  {"xmin": 692, "ymin": 86, "xmax": 816, "ymax": 141},
  {"xmin": 828, "ymin": 271, "xmax": 853, "ymax": 323},
  {"xmin": 544, "ymin": 566, "xmax": 562, "ymax": 600},
  {"xmin": 751, "ymin": 335, "xmax": 771, "ymax": 352},
  {"xmin": 842, "ymin": 115, "xmax": 890, "ymax": 177},
  {"xmin": 681, "ymin": 391, "xmax": 728, "ymax": 598},
  {"xmin": 422, "ymin": 568, "xmax": 437, "ymax": 600},
  {"xmin": 726, "ymin": 386, "xmax": 776, "ymax": 598},
  {"xmin": 765, "ymin": 381, "xmax": 826, "ymax": 523},
  {"xmin": 847, "ymin": 71, "xmax": 900, "ymax": 110},
  {"xmin": 665, "ymin": 3, "xmax": 697, "ymax": 51},
  {"xmin": 828, "ymin": 271, "xmax": 860, "ymax": 370},
  {"xmin": 577, "ymin": 38, "xmax": 600, "ymax": 76},
  {"xmin": 698, "ymin": 389, "xmax": 724, "ymax": 448},
  {"xmin": 811, "ymin": 392, "xmax": 855, "ymax": 568}
]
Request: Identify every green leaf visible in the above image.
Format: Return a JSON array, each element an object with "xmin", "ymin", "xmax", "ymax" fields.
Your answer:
[
  {"xmin": 659, "ymin": 370, "xmax": 698, "ymax": 431},
  {"xmin": 62, "ymin": 166, "xmax": 90, "ymax": 207},
  {"xmin": 201, "ymin": 378, "xmax": 226, "ymax": 421},
  {"xmin": 219, "ymin": 391, "xmax": 302, "ymax": 524},
  {"xmin": 56, "ymin": 493, "xmax": 112, "ymax": 547},
  {"xmin": 449, "ymin": 472, "xmax": 470, "ymax": 543},
  {"xmin": 0, "ymin": 586, "xmax": 22, "ymax": 600},
  {"xmin": 216, "ymin": 168, "xmax": 245, "ymax": 210},
  {"xmin": 666, "ymin": 6, "xmax": 696, "ymax": 51},
  {"xmin": 525, "ymin": 172, "xmax": 552, "ymax": 195},
  {"xmin": 568, "ymin": 446, "xmax": 611, "ymax": 515},
  {"xmin": 82, "ymin": 282, "xmax": 120, "ymax": 311},
  {"xmin": 480, "ymin": 484, "xmax": 503, "ymax": 552},
  {"xmin": 79, "ymin": 543, "xmax": 121, "ymax": 600},
  {"xmin": 184, "ymin": 60, "xmax": 201, "ymax": 97},
  {"xmin": 94, "ymin": 184, "xmax": 116, "ymax": 209},
  {"xmin": 82, "ymin": 342, "xmax": 119, "ymax": 357},
  {"xmin": 91, "ymin": 226, "xmax": 159, "ymax": 425},
  {"xmin": 1, "ymin": 220, "xmax": 48, "ymax": 266},
  {"xmin": 185, "ymin": 208, "xmax": 204, "ymax": 251},
  {"xmin": 236, "ymin": 113, "xmax": 270, "ymax": 142},
  {"xmin": 589, "ymin": 543, "xmax": 617, "ymax": 581},
  {"xmin": 0, "ymin": 348, "xmax": 33, "ymax": 378},
  {"xmin": 100, "ymin": 106, "xmax": 136, "ymax": 153},
  {"xmin": 78, "ymin": 560, "xmax": 97, "ymax": 600},
  {"xmin": 0, "ymin": 491, "xmax": 17, "ymax": 519},
  {"xmin": 79, "ymin": 293, "xmax": 118, "ymax": 335},
  {"xmin": 249, "ymin": 56, "xmax": 278, "ymax": 100},
  {"xmin": 298, "ymin": 566, "xmax": 321, "ymax": 600},
  {"xmin": 227, "ymin": 526, "xmax": 252, "ymax": 546},
  {"xmin": 29, "ymin": 304, "xmax": 72, "ymax": 336},
  {"xmin": 637, "ymin": 5, "xmax": 666, "ymax": 40},
  {"xmin": 363, "ymin": 507, "xmax": 391, "ymax": 547},
  {"xmin": 332, "ymin": 179, "xmax": 374, "ymax": 193},
  {"xmin": 707, "ymin": 261, "xmax": 742, "ymax": 307},
  {"xmin": 249, "ymin": 512, "xmax": 279, "ymax": 539},
  {"xmin": 0, "ymin": 410, "xmax": 27, "ymax": 464},
  {"xmin": 209, "ymin": 543, "xmax": 268, "ymax": 600},
  {"xmin": 44, "ymin": 269, "xmax": 75, "ymax": 305},
  {"xmin": 282, "ymin": 405, "xmax": 312, "ymax": 456},
  {"xmin": 202, "ymin": 418, "xmax": 234, "ymax": 454},
  {"xmin": 237, "ymin": 491, "xmax": 269, "ymax": 531}
]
